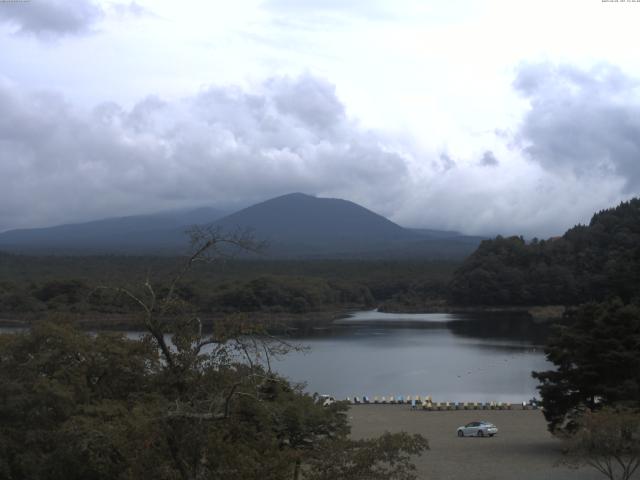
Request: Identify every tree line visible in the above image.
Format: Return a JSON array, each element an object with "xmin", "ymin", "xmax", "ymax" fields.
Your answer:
[
  {"xmin": 0, "ymin": 229, "xmax": 428, "ymax": 480},
  {"xmin": 450, "ymin": 198, "xmax": 640, "ymax": 306},
  {"xmin": 0, "ymin": 256, "xmax": 456, "ymax": 317}
]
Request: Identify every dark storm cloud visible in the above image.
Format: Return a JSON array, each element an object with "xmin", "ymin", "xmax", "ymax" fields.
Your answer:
[
  {"xmin": 514, "ymin": 62, "xmax": 640, "ymax": 192},
  {"xmin": 479, "ymin": 150, "xmax": 498, "ymax": 167},
  {"xmin": 0, "ymin": 74, "xmax": 411, "ymax": 231}
]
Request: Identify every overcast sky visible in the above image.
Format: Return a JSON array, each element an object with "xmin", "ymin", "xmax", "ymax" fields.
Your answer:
[{"xmin": 1, "ymin": 0, "xmax": 639, "ymax": 237}]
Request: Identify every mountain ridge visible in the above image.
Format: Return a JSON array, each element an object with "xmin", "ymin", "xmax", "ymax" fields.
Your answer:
[{"xmin": 0, "ymin": 193, "xmax": 483, "ymax": 259}]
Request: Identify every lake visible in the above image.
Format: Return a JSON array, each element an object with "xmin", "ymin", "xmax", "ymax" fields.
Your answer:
[
  {"xmin": 0, "ymin": 310, "xmax": 551, "ymax": 403},
  {"xmin": 271, "ymin": 310, "xmax": 551, "ymax": 403}
]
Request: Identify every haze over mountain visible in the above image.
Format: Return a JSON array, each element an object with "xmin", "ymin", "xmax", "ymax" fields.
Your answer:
[
  {"xmin": 0, "ymin": 207, "xmax": 227, "ymax": 254},
  {"xmin": 0, "ymin": 193, "xmax": 484, "ymax": 259}
]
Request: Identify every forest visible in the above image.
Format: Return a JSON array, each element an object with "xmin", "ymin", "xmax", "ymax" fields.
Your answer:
[
  {"xmin": 3, "ymin": 199, "xmax": 640, "ymax": 323},
  {"xmin": 449, "ymin": 199, "xmax": 640, "ymax": 306},
  {"xmin": 2, "ymin": 201, "xmax": 640, "ymax": 479},
  {"xmin": 0, "ymin": 254, "xmax": 456, "ymax": 321},
  {"xmin": 0, "ymin": 230, "xmax": 429, "ymax": 480}
]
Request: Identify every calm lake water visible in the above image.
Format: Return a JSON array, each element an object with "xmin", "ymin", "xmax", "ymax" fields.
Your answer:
[
  {"xmin": 0, "ymin": 310, "xmax": 551, "ymax": 403},
  {"xmin": 271, "ymin": 310, "xmax": 551, "ymax": 403}
]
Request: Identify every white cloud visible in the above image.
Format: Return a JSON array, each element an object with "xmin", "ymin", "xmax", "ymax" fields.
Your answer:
[
  {"xmin": 1, "ymin": 1, "xmax": 640, "ymax": 238},
  {"xmin": 0, "ymin": 74, "xmax": 411, "ymax": 231},
  {"xmin": 0, "ymin": 67, "xmax": 635, "ymax": 238},
  {"xmin": 0, "ymin": 0, "xmax": 149, "ymax": 38},
  {"xmin": 514, "ymin": 62, "xmax": 640, "ymax": 192}
]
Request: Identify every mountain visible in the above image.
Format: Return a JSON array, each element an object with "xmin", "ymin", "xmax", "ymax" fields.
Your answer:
[
  {"xmin": 0, "ymin": 207, "xmax": 226, "ymax": 254},
  {"xmin": 0, "ymin": 193, "xmax": 484, "ymax": 258},
  {"xmin": 215, "ymin": 192, "xmax": 414, "ymax": 242},
  {"xmin": 212, "ymin": 193, "xmax": 481, "ymax": 258}
]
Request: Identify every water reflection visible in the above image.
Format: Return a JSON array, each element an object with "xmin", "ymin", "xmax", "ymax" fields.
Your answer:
[
  {"xmin": 0, "ymin": 310, "xmax": 551, "ymax": 403},
  {"xmin": 271, "ymin": 310, "xmax": 550, "ymax": 403}
]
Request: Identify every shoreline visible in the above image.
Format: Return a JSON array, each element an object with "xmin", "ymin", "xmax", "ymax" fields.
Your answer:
[
  {"xmin": 348, "ymin": 405, "xmax": 599, "ymax": 480},
  {"xmin": 0, "ymin": 304, "xmax": 565, "ymax": 331},
  {"xmin": 377, "ymin": 304, "xmax": 566, "ymax": 322},
  {"xmin": 0, "ymin": 309, "xmax": 346, "ymax": 331}
]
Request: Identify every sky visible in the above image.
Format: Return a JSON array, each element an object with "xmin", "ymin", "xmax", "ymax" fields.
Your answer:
[{"xmin": 1, "ymin": 0, "xmax": 639, "ymax": 237}]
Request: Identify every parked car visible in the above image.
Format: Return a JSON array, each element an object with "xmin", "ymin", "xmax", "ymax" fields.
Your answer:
[
  {"xmin": 457, "ymin": 421, "xmax": 498, "ymax": 437},
  {"xmin": 318, "ymin": 394, "xmax": 336, "ymax": 407}
]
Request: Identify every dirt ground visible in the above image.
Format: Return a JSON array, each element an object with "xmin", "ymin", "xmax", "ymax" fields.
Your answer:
[{"xmin": 348, "ymin": 405, "xmax": 602, "ymax": 480}]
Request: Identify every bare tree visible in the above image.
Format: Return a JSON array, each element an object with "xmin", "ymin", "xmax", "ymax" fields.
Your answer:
[
  {"xmin": 104, "ymin": 227, "xmax": 295, "ymax": 415},
  {"xmin": 561, "ymin": 407, "xmax": 640, "ymax": 480},
  {"xmin": 94, "ymin": 226, "xmax": 426, "ymax": 480}
]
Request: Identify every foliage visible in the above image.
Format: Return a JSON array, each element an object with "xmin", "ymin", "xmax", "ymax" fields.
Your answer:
[
  {"xmin": 0, "ymin": 255, "xmax": 456, "ymax": 316},
  {"xmin": 377, "ymin": 278, "xmax": 449, "ymax": 312},
  {"xmin": 532, "ymin": 300, "xmax": 640, "ymax": 433},
  {"xmin": 0, "ymin": 322, "xmax": 159, "ymax": 480},
  {"xmin": 0, "ymin": 229, "xmax": 428, "ymax": 479},
  {"xmin": 305, "ymin": 432, "xmax": 428, "ymax": 480},
  {"xmin": 561, "ymin": 407, "xmax": 640, "ymax": 480},
  {"xmin": 450, "ymin": 198, "xmax": 640, "ymax": 306},
  {"xmin": 209, "ymin": 275, "xmax": 374, "ymax": 313}
]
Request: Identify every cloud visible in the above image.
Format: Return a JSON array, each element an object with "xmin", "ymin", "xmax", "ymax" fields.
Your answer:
[
  {"xmin": 513, "ymin": 62, "xmax": 640, "ymax": 192},
  {"xmin": 112, "ymin": 1, "xmax": 152, "ymax": 18},
  {"xmin": 438, "ymin": 153, "xmax": 456, "ymax": 171},
  {"xmin": 268, "ymin": 75, "xmax": 345, "ymax": 130},
  {"xmin": 261, "ymin": 0, "xmax": 391, "ymax": 18},
  {"xmin": 392, "ymin": 157, "xmax": 625, "ymax": 239},
  {"xmin": 0, "ymin": 74, "xmax": 411, "ymax": 231},
  {"xmin": 0, "ymin": 0, "xmax": 103, "ymax": 37},
  {"xmin": 260, "ymin": 0, "xmax": 396, "ymax": 31},
  {"xmin": 0, "ymin": 0, "xmax": 149, "ymax": 38},
  {"xmin": 0, "ymin": 66, "xmax": 636, "ymax": 238},
  {"xmin": 479, "ymin": 150, "xmax": 498, "ymax": 167}
]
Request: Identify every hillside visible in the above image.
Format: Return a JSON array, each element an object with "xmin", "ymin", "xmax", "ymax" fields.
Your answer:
[
  {"xmin": 215, "ymin": 193, "xmax": 408, "ymax": 257},
  {"xmin": 449, "ymin": 198, "xmax": 640, "ymax": 305},
  {"xmin": 0, "ymin": 193, "xmax": 483, "ymax": 259},
  {"xmin": 212, "ymin": 193, "xmax": 484, "ymax": 258},
  {"xmin": 216, "ymin": 193, "xmax": 413, "ymax": 242},
  {"xmin": 0, "ymin": 207, "xmax": 226, "ymax": 254}
]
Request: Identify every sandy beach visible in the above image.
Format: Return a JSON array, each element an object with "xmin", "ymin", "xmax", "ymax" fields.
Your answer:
[{"xmin": 348, "ymin": 405, "xmax": 601, "ymax": 480}]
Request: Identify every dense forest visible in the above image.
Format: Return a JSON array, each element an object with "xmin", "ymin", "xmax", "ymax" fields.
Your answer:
[
  {"xmin": 0, "ymin": 255, "xmax": 456, "ymax": 319},
  {"xmin": 4, "ymin": 198, "xmax": 640, "ymax": 320},
  {"xmin": 0, "ymin": 230, "xmax": 429, "ymax": 480},
  {"xmin": 449, "ymin": 198, "xmax": 640, "ymax": 306}
]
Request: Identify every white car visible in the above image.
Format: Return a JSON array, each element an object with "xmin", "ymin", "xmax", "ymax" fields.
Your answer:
[
  {"xmin": 318, "ymin": 394, "xmax": 336, "ymax": 407},
  {"xmin": 457, "ymin": 421, "xmax": 498, "ymax": 437}
]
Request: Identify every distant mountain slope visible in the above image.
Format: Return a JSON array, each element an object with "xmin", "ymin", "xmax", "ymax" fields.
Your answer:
[
  {"xmin": 215, "ymin": 193, "xmax": 416, "ymax": 242},
  {"xmin": 211, "ymin": 193, "xmax": 483, "ymax": 258},
  {"xmin": 0, "ymin": 193, "xmax": 484, "ymax": 258},
  {"xmin": 449, "ymin": 198, "xmax": 640, "ymax": 305},
  {"xmin": 0, "ymin": 207, "xmax": 226, "ymax": 254}
]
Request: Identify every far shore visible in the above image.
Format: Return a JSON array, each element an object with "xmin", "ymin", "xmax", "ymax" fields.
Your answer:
[
  {"xmin": 0, "ymin": 310, "xmax": 346, "ymax": 331},
  {"xmin": 0, "ymin": 304, "xmax": 566, "ymax": 331},
  {"xmin": 378, "ymin": 304, "xmax": 566, "ymax": 322}
]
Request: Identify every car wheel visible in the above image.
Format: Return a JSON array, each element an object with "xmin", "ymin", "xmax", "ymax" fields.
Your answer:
[
  {"xmin": 489, "ymin": 433, "xmax": 495, "ymax": 437},
  {"xmin": 457, "ymin": 430, "xmax": 464, "ymax": 437},
  {"xmin": 478, "ymin": 430, "xmax": 484, "ymax": 437}
]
